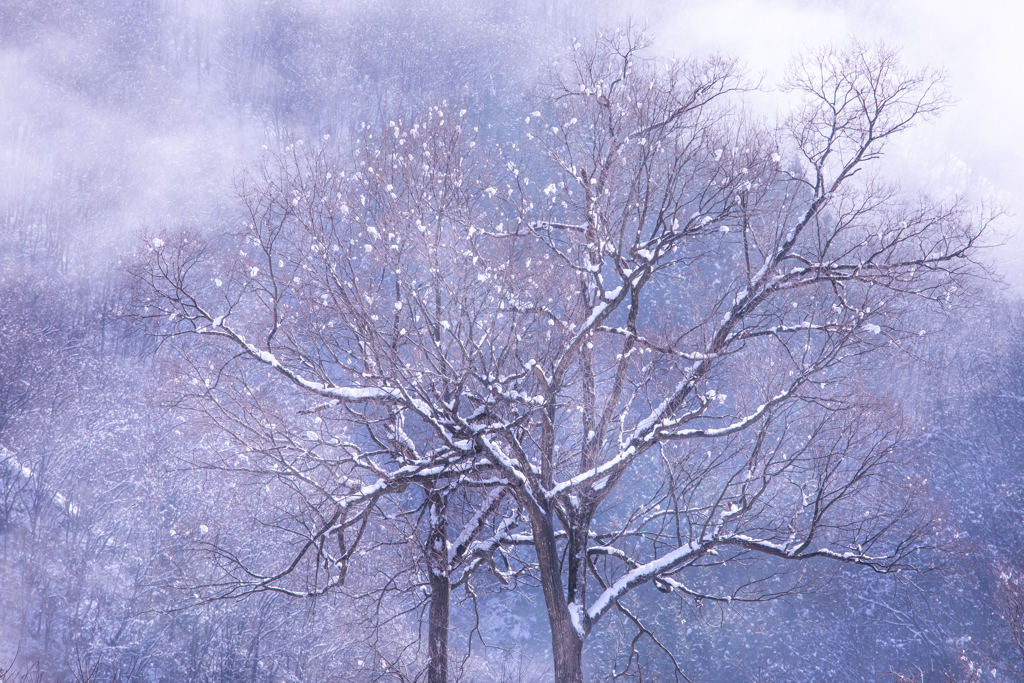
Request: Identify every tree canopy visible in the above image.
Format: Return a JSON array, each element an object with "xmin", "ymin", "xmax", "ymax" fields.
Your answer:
[{"xmin": 130, "ymin": 29, "xmax": 987, "ymax": 683}]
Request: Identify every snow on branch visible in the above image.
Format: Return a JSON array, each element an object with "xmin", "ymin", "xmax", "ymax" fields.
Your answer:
[{"xmin": 587, "ymin": 541, "xmax": 708, "ymax": 622}]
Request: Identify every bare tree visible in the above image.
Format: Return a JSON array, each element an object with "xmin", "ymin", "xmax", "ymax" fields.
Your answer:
[
  {"xmin": 131, "ymin": 105, "xmax": 527, "ymax": 682},
  {"xmin": 493, "ymin": 32, "xmax": 983, "ymax": 682},
  {"xmin": 131, "ymin": 28, "xmax": 985, "ymax": 683}
]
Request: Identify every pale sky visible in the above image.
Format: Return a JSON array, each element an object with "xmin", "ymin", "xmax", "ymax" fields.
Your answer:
[
  {"xmin": 638, "ymin": 0, "xmax": 1024, "ymax": 290},
  {"xmin": 3, "ymin": 0, "xmax": 1020, "ymax": 289}
]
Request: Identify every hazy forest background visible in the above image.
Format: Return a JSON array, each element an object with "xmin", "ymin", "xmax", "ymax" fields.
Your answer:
[{"xmin": 1, "ymin": 1, "xmax": 1023, "ymax": 681}]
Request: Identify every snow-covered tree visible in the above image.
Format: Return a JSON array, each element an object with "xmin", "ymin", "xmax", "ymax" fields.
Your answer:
[{"xmin": 132, "ymin": 29, "xmax": 986, "ymax": 683}]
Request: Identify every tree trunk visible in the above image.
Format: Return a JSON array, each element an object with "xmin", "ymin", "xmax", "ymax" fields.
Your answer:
[
  {"xmin": 426, "ymin": 486, "xmax": 450, "ymax": 683},
  {"xmin": 551, "ymin": 617, "xmax": 585, "ymax": 683},
  {"xmin": 427, "ymin": 563, "xmax": 450, "ymax": 683},
  {"xmin": 532, "ymin": 509, "xmax": 587, "ymax": 683}
]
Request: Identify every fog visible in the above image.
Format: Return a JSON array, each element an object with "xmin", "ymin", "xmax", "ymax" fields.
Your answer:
[
  {"xmin": 3, "ymin": 0, "xmax": 1020, "ymax": 281},
  {"xmin": 646, "ymin": 0, "xmax": 1023, "ymax": 285},
  {"xmin": 1, "ymin": 2, "xmax": 1022, "ymax": 682}
]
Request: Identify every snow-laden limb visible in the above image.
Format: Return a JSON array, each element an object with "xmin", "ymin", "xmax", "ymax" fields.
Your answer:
[
  {"xmin": 730, "ymin": 320, "xmax": 848, "ymax": 341},
  {"xmin": 479, "ymin": 435, "xmax": 546, "ymax": 514},
  {"xmin": 448, "ymin": 486, "xmax": 507, "ymax": 564},
  {"xmin": 207, "ymin": 318, "xmax": 417, "ymax": 407},
  {"xmin": 529, "ymin": 220, "xmax": 589, "ymax": 235},
  {"xmin": 450, "ymin": 511, "xmax": 525, "ymax": 588},
  {"xmin": 627, "ymin": 374, "xmax": 698, "ymax": 445},
  {"xmin": 660, "ymin": 383, "xmax": 801, "ymax": 440},
  {"xmin": 544, "ymin": 445, "xmax": 636, "ymax": 500},
  {"xmin": 717, "ymin": 535, "xmax": 907, "ymax": 572},
  {"xmin": 587, "ymin": 541, "xmax": 707, "ymax": 622},
  {"xmin": 595, "ymin": 325, "xmax": 722, "ymax": 361},
  {"xmin": 584, "ymin": 524, "xmax": 909, "ymax": 628}
]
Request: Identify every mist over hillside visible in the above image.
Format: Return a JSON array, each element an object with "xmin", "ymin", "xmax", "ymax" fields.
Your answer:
[{"xmin": 1, "ymin": 2, "xmax": 1021, "ymax": 682}]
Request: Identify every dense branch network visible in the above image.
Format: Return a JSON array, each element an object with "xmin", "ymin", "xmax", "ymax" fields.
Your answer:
[{"xmin": 132, "ymin": 28, "xmax": 985, "ymax": 683}]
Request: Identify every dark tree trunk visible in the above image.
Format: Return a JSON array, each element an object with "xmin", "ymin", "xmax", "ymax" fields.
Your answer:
[
  {"xmin": 551, "ymin": 617, "xmax": 585, "ymax": 683},
  {"xmin": 532, "ymin": 509, "xmax": 586, "ymax": 683},
  {"xmin": 427, "ymin": 565, "xmax": 450, "ymax": 683},
  {"xmin": 426, "ymin": 486, "xmax": 450, "ymax": 683}
]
